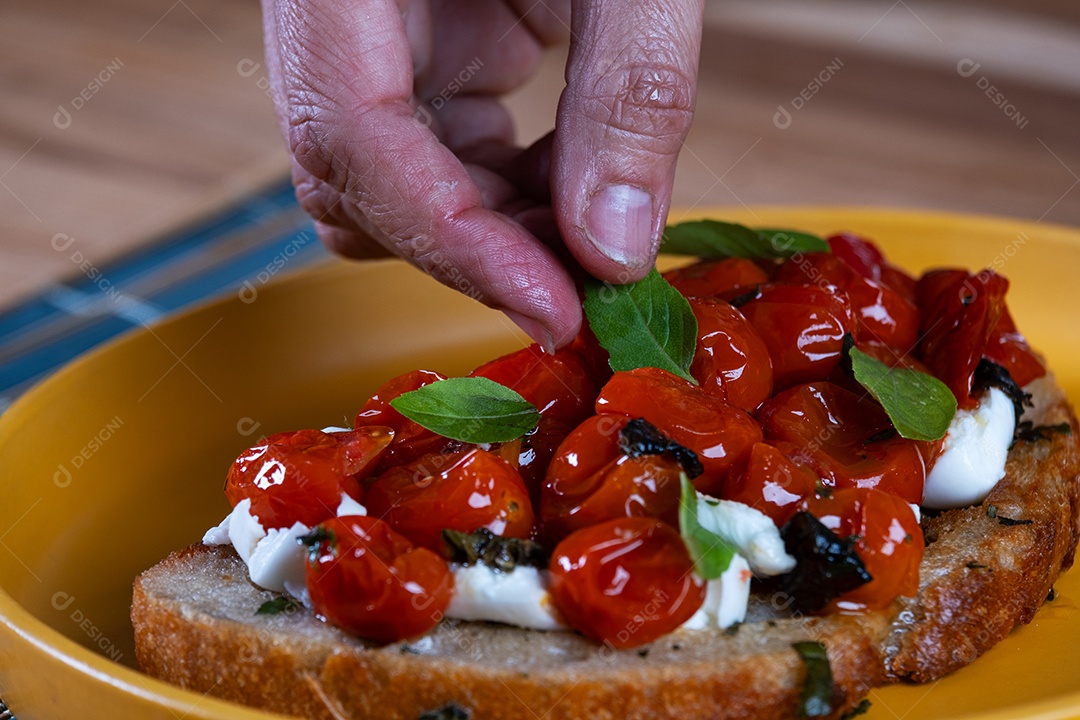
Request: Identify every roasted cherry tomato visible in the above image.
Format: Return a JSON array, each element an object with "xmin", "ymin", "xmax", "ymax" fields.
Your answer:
[
  {"xmin": 595, "ymin": 367, "xmax": 762, "ymax": 496},
  {"xmin": 225, "ymin": 427, "xmax": 392, "ymax": 529},
  {"xmin": 688, "ymin": 297, "xmax": 773, "ymax": 412},
  {"xmin": 825, "ymin": 233, "xmax": 921, "ymax": 303},
  {"xmin": 916, "ymin": 269, "xmax": 1008, "ymax": 408},
  {"xmin": 549, "ymin": 518, "xmax": 705, "ymax": 648},
  {"xmin": 984, "ymin": 306, "xmax": 1045, "ymax": 388},
  {"xmin": 663, "ymin": 257, "xmax": 769, "ymax": 298},
  {"xmin": 801, "ymin": 488, "xmax": 923, "ymax": 611},
  {"xmin": 724, "ymin": 442, "xmax": 818, "ymax": 526},
  {"xmin": 354, "ymin": 369, "xmax": 449, "ymax": 470},
  {"xmin": 739, "ymin": 283, "xmax": 857, "ymax": 391},
  {"xmin": 365, "ymin": 448, "xmax": 535, "ymax": 553},
  {"xmin": 826, "ymin": 233, "xmax": 886, "ymax": 281},
  {"xmin": 775, "ymin": 253, "xmax": 918, "ymax": 352},
  {"xmin": 304, "ymin": 516, "xmax": 453, "ymax": 644},
  {"xmin": 471, "ymin": 343, "xmax": 597, "ymax": 493},
  {"xmin": 541, "ymin": 415, "xmax": 683, "ymax": 542},
  {"xmin": 756, "ymin": 382, "xmax": 925, "ymax": 504}
]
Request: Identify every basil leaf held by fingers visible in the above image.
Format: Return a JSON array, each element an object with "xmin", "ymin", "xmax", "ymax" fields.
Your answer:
[
  {"xmin": 584, "ymin": 268, "xmax": 698, "ymax": 382},
  {"xmin": 390, "ymin": 376, "xmax": 540, "ymax": 444},
  {"xmin": 661, "ymin": 220, "xmax": 829, "ymax": 258}
]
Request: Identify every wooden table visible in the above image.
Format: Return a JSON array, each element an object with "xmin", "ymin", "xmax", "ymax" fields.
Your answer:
[{"xmin": 2, "ymin": 0, "xmax": 1078, "ymax": 313}]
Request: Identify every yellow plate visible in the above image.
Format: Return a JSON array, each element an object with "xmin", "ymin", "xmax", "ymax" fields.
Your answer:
[{"xmin": 1, "ymin": 207, "xmax": 1078, "ymax": 720}]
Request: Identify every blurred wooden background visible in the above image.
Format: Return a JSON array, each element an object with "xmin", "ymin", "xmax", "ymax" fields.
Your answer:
[{"xmin": 1, "ymin": 0, "xmax": 1078, "ymax": 311}]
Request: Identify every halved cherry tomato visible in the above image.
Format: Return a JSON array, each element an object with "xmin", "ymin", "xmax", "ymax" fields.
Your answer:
[
  {"xmin": 984, "ymin": 306, "xmax": 1045, "ymax": 388},
  {"xmin": 470, "ymin": 343, "xmax": 597, "ymax": 493},
  {"xmin": 354, "ymin": 369, "xmax": 449, "ymax": 470},
  {"xmin": 826, "ymin": 233, "xmax": 886, "ymax": 281},
  {"xmin": 825, "ymin": 233, "xmax": 921, "ymax": 304},
  {"xmin": 687, "ymin": 297, "xmax": 773, "ymax": 412},
  {"xmin": 549, "ymin": 518, "xmax": 705, "ymax": 648},
  {"xmin": 541, "ymin": 415, "xmax": 683, "ymax": 542},
  {"xmin": 663, "ymin": 257, "xmax": 769, "ymax": 298},
  {"xmin": 364, "ymin": 448, "xmax": 535, "ymax": 553},
  {"xmin": 801, "ymin": 488, "xmax": 923, "ymax": 611},
  {"xmin": 775, "ymin": 254, "xmax": 918, "ymax": 352},
  {"xmin": 724, "ymin": 442, "xmax": 818, "ymax": 526},
  {"xmin": 756, "ymin": 382, "xmax": 925, "ymax": 504},
  {"xmin": 304, "ymin": 516, "xmax": 453, "ymax": 644},
  {"xmin": 595, "ymin": 367, "xmax": 762, "ymax": 496},
  {"xmin": 739, "ymin": 283, "xmax": 857, "ymax": 391},
  {"xmin": 916, "ymin": 269, "xmax": 1008, "ymax": 408},
  {"xmin": 225, "ymin": 427, "xmax": 392, "ymax": 529}
]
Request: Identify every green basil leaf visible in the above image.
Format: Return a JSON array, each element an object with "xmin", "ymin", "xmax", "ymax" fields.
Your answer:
[
  {"xmin": 661, "ymin": 220, "xmax": 828, "ymax": 258},
  {"xmin": 850, "ymin": 347, "xmax": 957, "ymax": 441},
  {"xmin": 390, "ymin": 377, "xmax": 540, "ymax": 444},
  {"xmin": 256, "ymin": 596, "xmax": 300, "ymax": 616},
  {"xmin": 584, "ymin": 269, "xmax": 697, "ymax": 382},
  {"xmin": 793, "ymin": 641, "xmax": 834, "ymax": 717},
  {"xmin": 678, "ymin": 475, "xmax": 735, "ymax": 579},
  {"xmin": 756, "ymin": 228, "xmax": 831, "ymax": 255}
]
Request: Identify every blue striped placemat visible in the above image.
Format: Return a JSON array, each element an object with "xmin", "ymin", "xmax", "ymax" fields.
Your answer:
[{"xmin": 0, "ymin": 179, "xmax": 329, "ymax": 413}]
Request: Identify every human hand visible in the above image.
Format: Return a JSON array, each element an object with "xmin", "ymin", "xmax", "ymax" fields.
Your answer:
[{"xmin": 262, "ymin": 0, "xmax": 704, "ymax": 349}]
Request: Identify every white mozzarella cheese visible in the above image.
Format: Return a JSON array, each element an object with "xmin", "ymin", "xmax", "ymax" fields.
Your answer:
[
  {"xmin": 680, "ymin": 555, "xmax": 753, "ymax": 630},
  {"xmin": 694, "ymin": 495, "xmax": 796, "ymax": 576},
  {"xmin": 445, "ymin": 563, "xmax": 566, "ymax": 631},
  {"xmin": 923, "ymin": 388, "xmax": 1015, "ymax": 510}
]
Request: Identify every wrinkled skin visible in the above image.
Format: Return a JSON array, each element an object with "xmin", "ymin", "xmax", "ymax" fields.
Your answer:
[{"xmin": 262, "ymin": 0, "xmax": 706, "ymax": 348}]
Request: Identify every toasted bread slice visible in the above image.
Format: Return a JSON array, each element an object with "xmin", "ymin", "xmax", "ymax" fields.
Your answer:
[{"xmin": 131, "ymin": 378, "xmax": 1079, "ymax": 720}]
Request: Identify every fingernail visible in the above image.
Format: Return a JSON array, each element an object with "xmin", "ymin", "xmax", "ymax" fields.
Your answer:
[
  {"xmin": 504, "ymin": 310, "xmax": 556, "ymax": 354},
  {"xmin": 584, "ymin": 184, "xmax": 655, "ymax": 268}
]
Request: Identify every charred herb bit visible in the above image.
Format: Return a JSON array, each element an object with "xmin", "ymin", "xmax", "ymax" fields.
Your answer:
[
  {"xmin": 442, "ymin": 528, "xmax": 549, "ymax": 573},
  {"xmin": 793, "ymin": 641, "xmax": 834, "ymax": 717},
  {"xmin": 777, "ymin": 512, "xmax": 872, "ymax": 614},
  {"xmin": 619, "ymin": 417, "xmax": 704, "ymax": 478},
  {"xmin": 987, "ymin": 504, "xmax": 1032, "ymax": 526},
  {"xmin": 972, "ymin": 358, "xmax": 1031, "ymax": 429},
  {"xmin": 418, "ymin": 702, "xmax": 471, "ymax": 720},
  {"xmin": 1047, "ymin": 587, "xmax": 1057, "ymax": 602},
  {"xmin": 298, "ymin": 526, "xmax": 335, "ymax": 564},
  {"xmin": 863, "ymin": 427, "xmax": 898, "ymax": 445},
  {"xmin": 840, "ymin": 698, "xmax": 873, "ymax": 720},
  {"xmin": 256, "ymin": 596, "xmax": 300, "ymax": 616},
  {"xmin": 966, "ymin": 561, "xmax": 988, "ymax": 570},
  {"xmin": 1015, "ymin": 421, "xmax": 1072, "ymax": 444}
]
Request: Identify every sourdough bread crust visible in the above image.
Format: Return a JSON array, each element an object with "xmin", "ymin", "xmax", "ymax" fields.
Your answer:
[{"xmin": 131, "ymin": 380, "xmax": 1080, "ymax": 720}]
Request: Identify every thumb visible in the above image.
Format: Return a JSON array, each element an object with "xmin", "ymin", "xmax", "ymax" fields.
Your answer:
[{"xmin": 552, "ymin": 0, "xmax": 704, "ymax": 283}]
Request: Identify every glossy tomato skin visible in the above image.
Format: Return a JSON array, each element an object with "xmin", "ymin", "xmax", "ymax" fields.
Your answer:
[
  {"xmin": 354, "ymin": 369, "xmax": 450, "ymax": 471},
  {"xmin": 225, "ymin": 428, "xmax": 392, "ymax": 529},
  {"xmin": 826, "ymin": 233, "xmax": 885, "ymax": 280},
  {"xmin": 916, "ymin": 269, "xmax": 1008, "ymax": 408},
  {"xmin": 775, "ymin": 254, "xmax": 919, "ymax": 352},
  {"xmin": 305, "ymin": 516, "xmax": 453, "ymax": 644},
  {"xmin": 984, "ymin": 306, "xmax": 1045, "ymax": 388},
  {"xmin": 801, "ymin": 489, "xmax": 923, "ymax": 611},
  {"xmin": 724, "ymin": 442, "xmax": 818, "ymax": 526},
  {"xmin": 541, "ymin": 415, "xmax": 683, "ymax": 543},
  {"xmin": 756, "ymin": 382, "xmax": 926, "ymax": 504},
  {"xmin": 549, "ymin": 518, "xmax": 705, "ymax": 648},
  {"xmin": 739, "ymin": 283, "xmax": 857, "ymax": 392},
  {"xmin": 595, "ymin": 367, "xmax": 762, "ymax": 496},
  {"xmin": 471, "ymin": 343, "xmax": 597, "ymax": 493},
  {"xmin": 688, "ymin": 297, "xmax": 773, "ymax": 412},
  {"xmin": 663, "ymin": 257, "xmax": 769, "ymax": 298},
  {"xmin": 365, "ymin": 448, "xmax": 535, "ymax": 553}
]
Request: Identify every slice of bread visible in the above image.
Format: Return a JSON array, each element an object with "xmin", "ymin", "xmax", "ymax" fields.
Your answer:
[{"xmin": 131, "ymin": 378, "xmax": 1079, "ymax": 720}]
